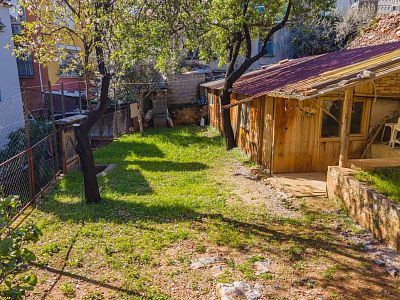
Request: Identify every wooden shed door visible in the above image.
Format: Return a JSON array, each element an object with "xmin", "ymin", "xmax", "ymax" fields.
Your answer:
[{"xmin": 272, "ymin": 99, "xmax": 319, "ymax": 173}]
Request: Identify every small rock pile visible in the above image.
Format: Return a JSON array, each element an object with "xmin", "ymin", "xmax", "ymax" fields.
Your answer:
[
  {"xmin": 217, "ymin": 282, "xmax": 263, "ymax": 300},
  {"xmin": 190, "ymin": 255, "xmax": 274, "ymax": 299},
  {"xmin": 347, "ymin": 13, "xmax": 400, "ymax": 49},
  {"xmin": 340, "ymin": 230, "xmax": 400, "ymax": 277}
]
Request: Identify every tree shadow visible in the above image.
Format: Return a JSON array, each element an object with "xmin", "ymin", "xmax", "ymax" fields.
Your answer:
[
  {"xmin": 37, "ymin": 193, "xmax": 199, "ymax": 225},
  {"xmin": 129, "ymin": 160, "xmax": 208, "ymax": 172},
  {"xmin": 144, "ymin": 126, "xmax": 224, "ymax": 148},
  {"xmin": 94, "ymin": 140, "xmax": 165, "ymax": 166},
  {"xmin": 32, "ymin": 263, "xmax": 142, "ymax": 298},
  {"xmin": 100, "ymin": 166, "xmax": 154, "ymax": 195},
  {"xmin": 36, "ymin": 193, "xmax": 395, "ymax": 298}
]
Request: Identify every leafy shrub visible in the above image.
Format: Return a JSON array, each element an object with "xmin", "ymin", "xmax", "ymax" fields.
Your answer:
[
  {"xmin": 0, "ymin": 120, "xmax": 52, "ymax": 164},
  {"xmin": 0, "ymin": 196, "xmax": 42, "ymax": 299},
  {"xmin": 59, "ymin": 282, "xmax": 76, "ymax": 298}
]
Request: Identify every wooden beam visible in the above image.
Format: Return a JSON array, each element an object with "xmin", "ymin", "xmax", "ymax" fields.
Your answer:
[
  {"xmin": 355, "ymin": 93, "xmax": 400, "ymax": 99},
  {"xmin": 222, "ymin": 94, "xmax": 261, "ymax": 109},
  {"xmin": 339, "ymin": 87, "xmax": 355, "ymax": 167}
]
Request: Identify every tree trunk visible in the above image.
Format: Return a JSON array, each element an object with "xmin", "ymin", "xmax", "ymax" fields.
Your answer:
[
  {"xmin": 138, "ymin": 93, "xmax": 144, "ymax": 136},
  {"xmin": 74, "ymin": 125, "xmax": 101, "ymax": 204},
  {"xmin": 221, "ymin": 86, "xmax": 236, "ymax": 150}
]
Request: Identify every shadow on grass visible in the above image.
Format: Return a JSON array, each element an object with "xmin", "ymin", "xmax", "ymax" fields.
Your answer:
[
  {"xmin": 96, "ymin": 140, "xmax": 166, "ymax": 159},
  {"xmin": 130, "ymin": 160, "xmax": 208, "ymax": 172},
  {"xmin": 141, "ymin": 126, "xmax": 224, "ymax": 148},
  {"xmin": 36, "ymin": 192, "xmax": 393, "ymax": 298},
  {"xmin": 33, "ymin": 262, "xmax": 142, "ymax": 299},
  {"xmin": 34, "ymin": 126, "xmax": 394, "ymax": 298}
]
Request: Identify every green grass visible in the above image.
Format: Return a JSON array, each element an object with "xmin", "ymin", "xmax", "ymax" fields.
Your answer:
[
  {"xmin": 25, "ymin": 126, "xmax": 374, "ymax": 299},
  {"xmin": 355, "ymin": 168, "xmax": 400, "ymax": 204},
  {"xmin": 27, "ymin": 126, "xmax": 259, "ymax": 299}
]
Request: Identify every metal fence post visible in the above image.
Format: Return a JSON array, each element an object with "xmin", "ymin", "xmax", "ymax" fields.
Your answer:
[
  {"xmin": 21, "ymin": 88, "xmax": 35, "ymax": 201},
  {"xmin": 27, "ymin": 148, "xmax": 35, "ymax": 201}
]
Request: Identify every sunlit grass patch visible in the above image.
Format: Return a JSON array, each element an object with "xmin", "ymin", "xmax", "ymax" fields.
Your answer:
[{"xmin": 355, "ymin": 168, "xmax": 400, "ymax": 204}]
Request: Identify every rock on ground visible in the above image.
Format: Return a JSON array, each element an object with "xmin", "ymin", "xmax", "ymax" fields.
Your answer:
[
  {"xmin": 253, "ymin": 260, "xmax": 272, "ymax": 275},
  {"xmin": 190, "ymin": 256, "xmax": 224, "ymax": 270},
  {"xmin": 217, "ymin": 282, "xmax": 263, "ymax": 300}
]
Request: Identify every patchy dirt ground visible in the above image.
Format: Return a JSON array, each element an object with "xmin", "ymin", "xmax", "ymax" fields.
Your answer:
[{"xmin": 24, "ymin": 128, "xmax": 400, "ymax": 300}]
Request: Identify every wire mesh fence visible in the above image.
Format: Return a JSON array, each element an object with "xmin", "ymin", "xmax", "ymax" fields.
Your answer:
[
  {"xmin": 0, "ymin": 89, "xmax": 60, "ymax": 219},
  {"xmin": 89, "ymin": 107, "xmax": 130, "ymax": 147},
  {"xmin": 0, "ymin": 84, "xmax": 131, "ymax": 219}
]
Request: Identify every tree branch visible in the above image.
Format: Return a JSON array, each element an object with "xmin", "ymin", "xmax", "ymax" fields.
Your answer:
[{"xmin": 230, "ymin": 0, "xmax": 293, "ymax": 83}]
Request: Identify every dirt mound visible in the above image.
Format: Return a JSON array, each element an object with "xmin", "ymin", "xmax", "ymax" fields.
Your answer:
[{"xmin": 347, "ymin": 13, "xmax": 400, "ymax": 49}]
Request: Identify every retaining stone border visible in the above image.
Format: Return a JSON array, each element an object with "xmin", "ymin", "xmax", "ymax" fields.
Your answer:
[{"xmin": 327, "ymin": 166, "xmax": 400, "ymax": 251}]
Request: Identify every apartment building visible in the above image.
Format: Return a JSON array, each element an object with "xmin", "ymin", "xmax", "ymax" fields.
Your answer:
[{"xmin": 0, "ymin": 0, "xmax": 25, "ymax": 147}]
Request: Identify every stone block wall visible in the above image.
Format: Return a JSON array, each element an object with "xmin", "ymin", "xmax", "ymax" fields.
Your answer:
[
  {"xmin": 167, "ymin": 73, "xmax": 206, "ymax": 106},
  {"xmin": 375, "ymin": 73, "xmax": 400, "ymax": 96},
  {"xmin": 327, "ymin": 166, "xmax": 400, "ymax": 250},
  {"xmin": 170, "ymin": 105, "xmax": 208, "ymax": 126}
]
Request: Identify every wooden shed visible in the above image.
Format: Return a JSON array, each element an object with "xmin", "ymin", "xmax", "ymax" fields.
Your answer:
[{"xmin": 202, "ymin": 42, "xmax": 400, "ymax": 174}]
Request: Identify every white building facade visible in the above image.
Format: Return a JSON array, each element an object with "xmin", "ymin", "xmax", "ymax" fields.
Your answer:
[
  {"xmin": 377, "ymin": 0, "xmax": 400, "ymax": 14},
  {"xmin": 344, "ymin": 0, "xmax": 400, "ymax": 14},
  {"xmin": 0, "ymin": 1, "xmax": 24, "ymax": 148}
]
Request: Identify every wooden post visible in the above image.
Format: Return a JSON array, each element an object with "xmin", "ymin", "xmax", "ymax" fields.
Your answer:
[
  {"xmin": 339, "ymin": 87, "xmax": 355, "ymax": 167},
  {"xmin": 49, "ymin": 135, "xmax": 56, "ymax": 178},
  {"xmin": 138, "ymin": 92, "xmax": 144, "ymax": 136},
  {"xmin": 48, "ymin": 81, "xmax": 59, "ymax": 172},
  {"xmin": 61, "ymin": 82, "xmax": 65, "ymax": 117},
  {"xmin": 126, "ymin": 105, "xmax": 130, "ymax": 133},
  {"xmin": 60, "ymin": 127, "xmax": 68, "ymax": 174}
]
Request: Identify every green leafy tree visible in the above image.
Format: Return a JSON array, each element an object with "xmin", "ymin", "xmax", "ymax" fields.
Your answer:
[
  {"xmin": 178, "ymin": 0, "xmax": 335, "ymax": 149},
  {"xmin": 14, "ymin": 0, "xmax": 160, "ymax": 203},
  {"xmin": 0, "ymin": 196, "xmax": 42, "ymax": 299},
  {"xmin": 292, "ymin": 14, "xmax": 340, "ymax": 57}
]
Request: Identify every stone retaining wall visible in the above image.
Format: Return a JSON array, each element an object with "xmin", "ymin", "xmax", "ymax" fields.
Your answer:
[{"xmin": 327, "ymin": 166, "xmax": 400, "ymax": 250}]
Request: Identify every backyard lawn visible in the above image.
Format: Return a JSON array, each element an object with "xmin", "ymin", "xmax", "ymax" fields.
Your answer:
[
  {"xmin": 356, "ymin": 168, "xmax": 400, "ymax": 204},
  {"xmin": 25, "ymin": 127, "xmax": 400, "ymax": 300}
]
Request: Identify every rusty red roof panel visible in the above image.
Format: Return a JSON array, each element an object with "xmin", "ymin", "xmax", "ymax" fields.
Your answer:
[{"xmin": 207, "ymin": 41, "xmax": 400, "ymax": 96}]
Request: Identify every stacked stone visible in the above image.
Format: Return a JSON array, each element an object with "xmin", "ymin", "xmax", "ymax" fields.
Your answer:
[{"xmin": 347, "ymin": 13, "xmax": 400, "ymax": 49}]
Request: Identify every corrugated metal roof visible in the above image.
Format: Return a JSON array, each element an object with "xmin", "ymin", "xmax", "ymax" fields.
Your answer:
[{"xmin": 202, "ymin": 41, "xmax": 400, "ymax": 99}]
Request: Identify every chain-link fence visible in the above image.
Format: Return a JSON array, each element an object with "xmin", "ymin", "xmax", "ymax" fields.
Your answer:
[
  {"xmin": 0, "ymin": 84, "xmax": 131, "ymax": 219},
  {"xmin": 89, "ymin": 108, "xmax": 130, "ymax": 148},
  {"xmin": 0, "ymin": 89, "xmax": 60, "ymax": 219}
]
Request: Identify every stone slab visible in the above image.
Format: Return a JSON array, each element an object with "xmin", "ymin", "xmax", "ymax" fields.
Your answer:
[{"xmin": 273, "ymin": 172, "xmax": 327, "ymax": 197}]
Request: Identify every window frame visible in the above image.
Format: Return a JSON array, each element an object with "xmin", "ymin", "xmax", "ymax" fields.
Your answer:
[
  {"xmin": 349, "ymin": 99, "xmax": 367, "ymax": 137},
  {"xmin": 319, "ymin": 97, "xmax": 370, "ymax": 142},
  {"xmin": 16, "ymin": 54, "xmax": 35, "ymax": 77},
  {"xmin": 57, "ymin": 45, "xmax": 81, "ymax": 78},
  {"xmin": 240, "ymin": 103, "xmax": 251, "ymax": 131}
]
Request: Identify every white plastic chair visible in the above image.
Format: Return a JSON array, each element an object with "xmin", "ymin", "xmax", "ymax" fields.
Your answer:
[{"xmin": 389, "ymin": 118, "xmax": 400, "ymax": 148}]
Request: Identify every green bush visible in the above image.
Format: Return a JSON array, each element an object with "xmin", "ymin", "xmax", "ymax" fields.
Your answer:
[{"xmin": 0, "ymin": 196, "xmax": 42, "ymax": 299}]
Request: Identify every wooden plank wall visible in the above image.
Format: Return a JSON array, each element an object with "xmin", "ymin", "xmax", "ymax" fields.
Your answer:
[
  {"xmin": 259, "ymin": 97, "xmax": 274, "ymax": 169},
  {"xmin": 234, "ymin": 95, "xmax": 264, "ymax": 163},
  {"xmin": 208, "ymin": 88, "xmax": 223, "ymax": 132},
  {"xmin": 272, "ymin": 97, "xmax": 369, "ymax": 173},
  {"xmin": 207, "ymin": 72, "xmax": 400, "ymax": 173}
]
